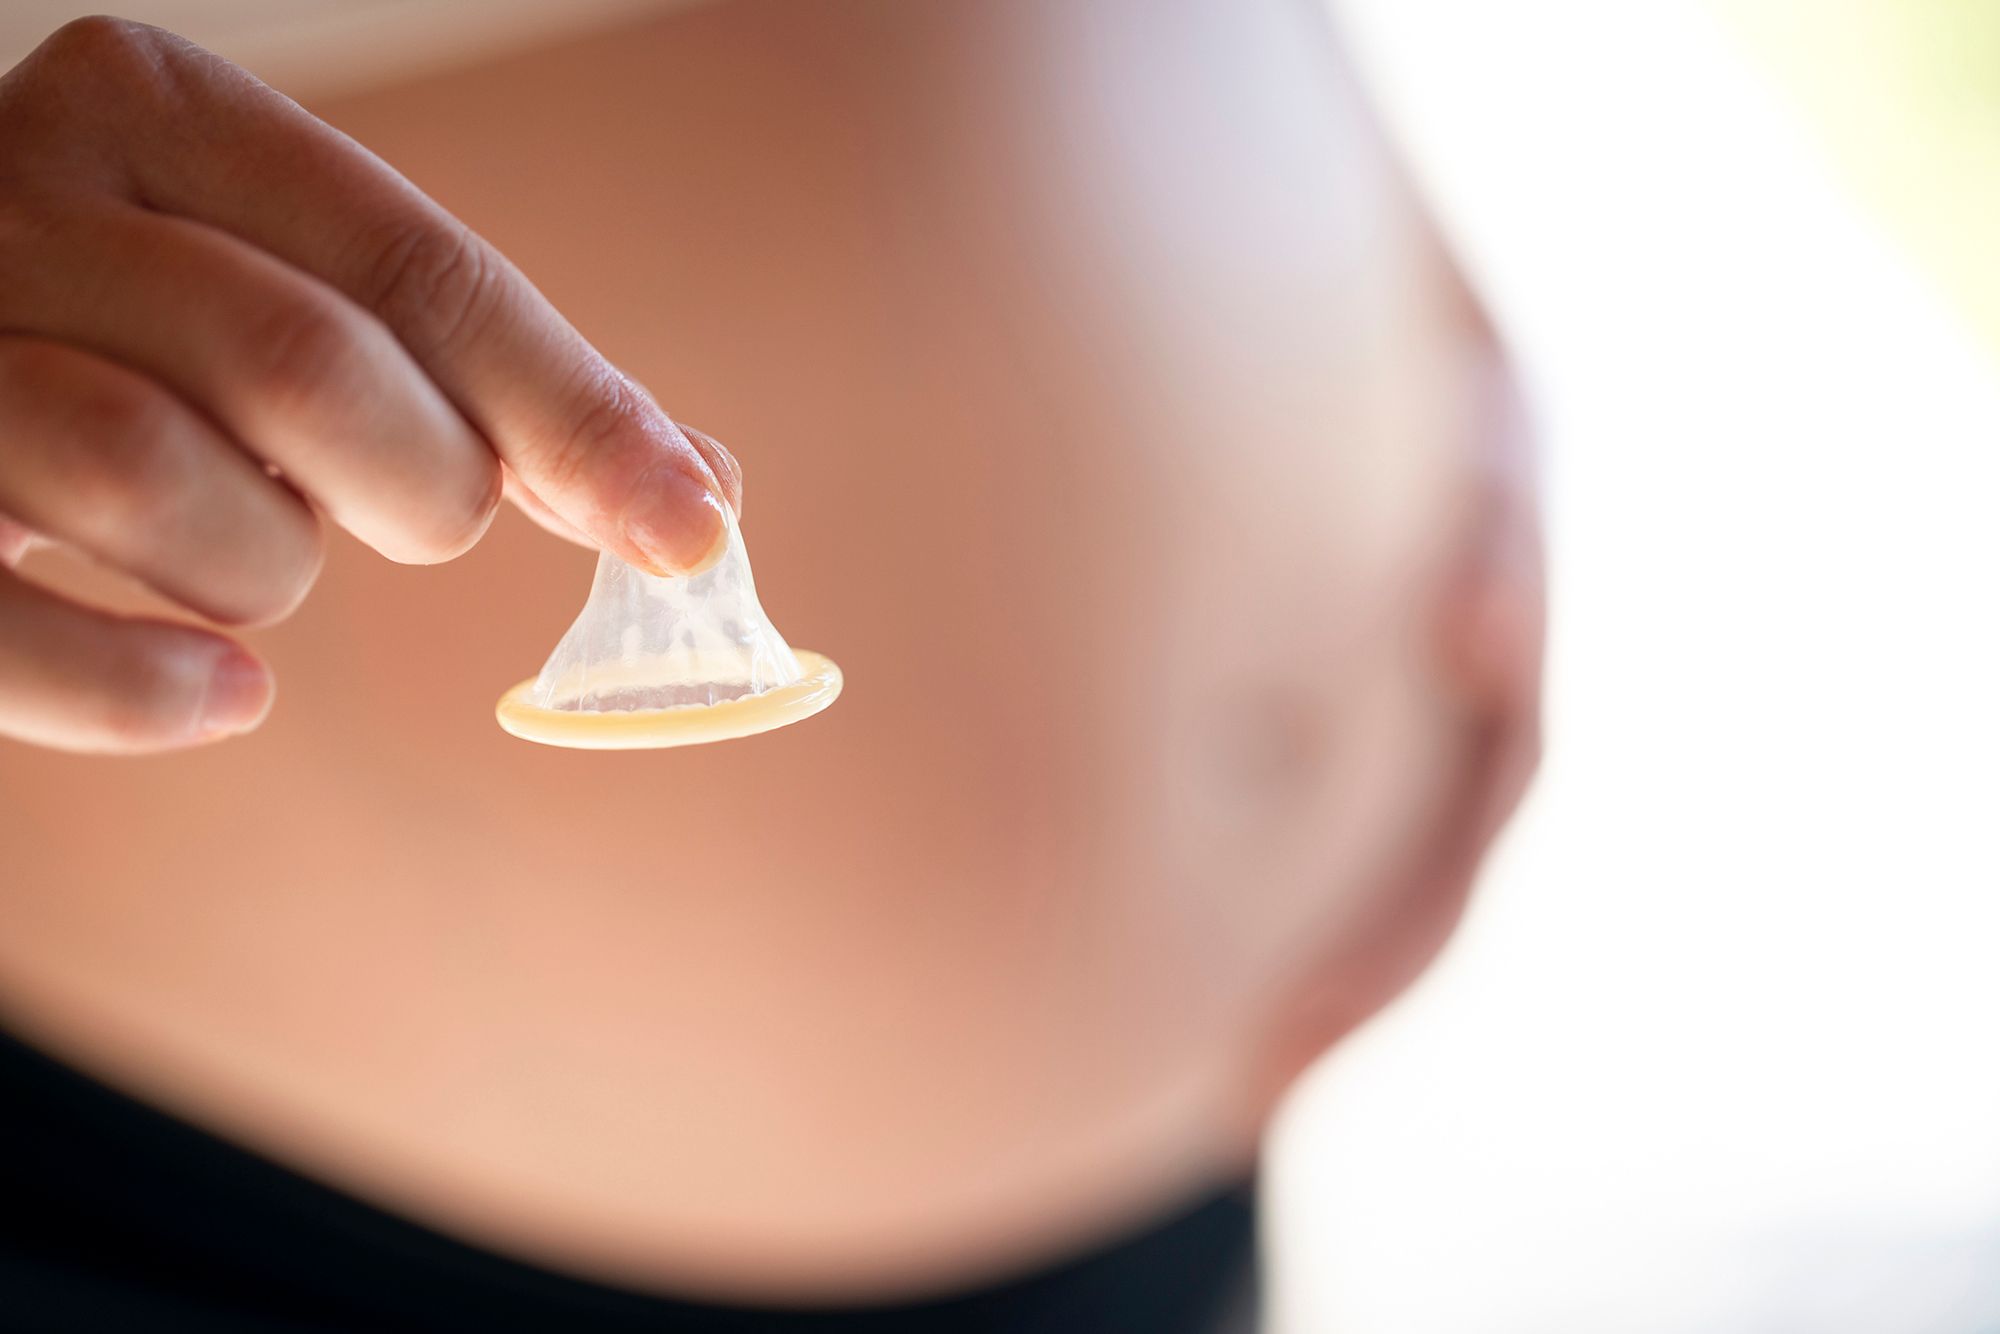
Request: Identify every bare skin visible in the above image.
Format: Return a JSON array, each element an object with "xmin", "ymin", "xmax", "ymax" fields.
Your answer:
[{"xmin": 0, "ymin": 0, "xmax": 1540, "ymax": 1304}]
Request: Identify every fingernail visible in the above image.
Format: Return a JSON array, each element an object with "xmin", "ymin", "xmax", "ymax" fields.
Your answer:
[
  {"xmin": 199, "ymin": 647, "xmax": 274, "ymax": 739},
  {"xmin": 624, "ymin": 465, "xmax": 729, "ymax": 575}
]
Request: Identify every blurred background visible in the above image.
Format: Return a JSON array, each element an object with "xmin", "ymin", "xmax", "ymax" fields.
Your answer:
[
  {"xmin": 1273, "ymin": 2, "xmax": 2000, "ymax": 1329},
  {"xmin": 3, "ymin": 1, "xmax": 1995, "ymax": 1329}
]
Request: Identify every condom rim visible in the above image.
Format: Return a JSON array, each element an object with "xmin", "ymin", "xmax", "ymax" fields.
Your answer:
[{"xmin": 495, "ymin": 649, "xmax": 842, "ymax": 750}]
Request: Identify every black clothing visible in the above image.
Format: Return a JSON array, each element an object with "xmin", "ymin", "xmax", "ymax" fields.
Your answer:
[{"xmin": 0, "ymin": 1028, "xmax": 1255, "ymax": 1332}]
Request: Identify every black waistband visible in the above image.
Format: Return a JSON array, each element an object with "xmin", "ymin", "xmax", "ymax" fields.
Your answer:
[{"xmin": 0, "ymin": 1025, "xmax": 1255, "ymax": 1332}]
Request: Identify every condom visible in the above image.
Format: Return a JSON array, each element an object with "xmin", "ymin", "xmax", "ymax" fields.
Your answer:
[{"xmin": 496, "ymin": 515, "xmax": 841, "ymax": 749}]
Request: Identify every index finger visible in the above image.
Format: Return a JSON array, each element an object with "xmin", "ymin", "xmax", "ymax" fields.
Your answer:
[{"xmin": 52, "ymin": 19, "xmax": 736, "ymax": 575}]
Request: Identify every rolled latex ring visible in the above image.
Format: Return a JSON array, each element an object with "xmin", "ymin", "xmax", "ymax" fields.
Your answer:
[{"xmin": 495, "ymin": 650, "xmax": 843, "ymax": 750}]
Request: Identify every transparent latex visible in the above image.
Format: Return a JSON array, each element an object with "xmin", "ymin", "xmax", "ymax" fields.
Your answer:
[
  {"xmin": 496, "ymin": 513, "xmax": 840, "ymax": 749},
  {"xmin": 529, "ymin": 514, "xmax": 802, "ymax": 713}
]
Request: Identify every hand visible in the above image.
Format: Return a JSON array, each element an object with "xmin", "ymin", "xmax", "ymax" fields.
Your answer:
[{"xmin": 0, "ymin": 18, "xmax": 743, "ymax": 754}]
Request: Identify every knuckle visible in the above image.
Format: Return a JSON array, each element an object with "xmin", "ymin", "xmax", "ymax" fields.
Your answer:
[
  {"xmin": 3, "ymin": 19, "xmax": 185, "ymax": 165},
  {"xmin": 70, "ymin": 366, "xmax": 165, "ymax": 442},
  {"xmin": 41, "ymin": 15, "xmax": 157, "ymax": 65},
  {"xmin": 61, "ymin": 383, "xmax": 188, "ymax": 531},
  {"xmin": 241, "ymin": 293, "xmax": 367, "ymax": 415},
  {"xmin": 362, "ymin": 221, "xmax": 502, "ymax": 357},
  {"xmin": 534, "ymin": 372, "xmax": 643, "ymax": 498},
  {"xmin": 31, "ymin": 16, "xmax": 172, "ymax": 94}
]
